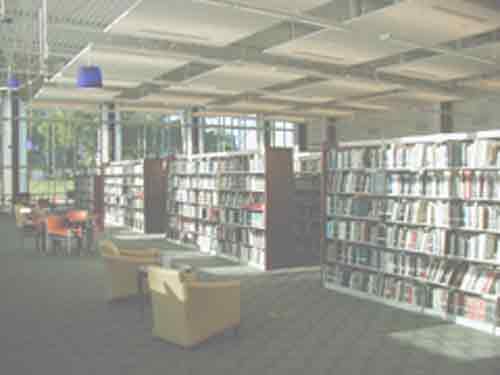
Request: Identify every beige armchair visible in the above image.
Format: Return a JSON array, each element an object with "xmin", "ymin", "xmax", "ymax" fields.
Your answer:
[
  {"xmin": 148, "ymin": 266, "xmax": 241, "ymax": 348},
  {"xmin": 99, "ymin": 240, "xmax": 161, "ymax": 301}
]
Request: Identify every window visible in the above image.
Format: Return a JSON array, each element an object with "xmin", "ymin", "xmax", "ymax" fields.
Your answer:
[
  {"xmin": 201, "ymin": 115, "xmax": 258, "ymax": 152},
  {"xmin": 121, "ymin": 111, "xmax": 183, "ymax": 159},
  {"xmin": 270, "ymin": 120, "xmax": 296, "ymax": 148}
]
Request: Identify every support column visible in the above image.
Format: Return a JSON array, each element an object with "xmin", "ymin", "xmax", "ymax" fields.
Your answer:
[
  {"xmin": 256, "ymin": 114, "xmax": 271, "ymax": 152},
  {"xmin": 1, "ymin": 91, "xmax": 28, "ymax": 205},
  {"xmin": 296, "ymin": 123, "xmax": 307, "ymax": 152},
  {"xmin": 182, "ymin": 108, "xmax": 201, "ymax": 155},
  {"xmin": 440, "ymin": 102, "xmax": 454, "ymax": 133},
  {"xmin": 98, "ymin": 103, "xmax": 121, "ymax": 166},
  {"xmin": 320, "ymin": 117, "xmax": 337, "ymax": 274}
]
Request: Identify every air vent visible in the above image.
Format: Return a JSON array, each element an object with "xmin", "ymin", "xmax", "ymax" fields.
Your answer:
[
  {"xmin": 431, "ymin": 5, "xmax": 488, "ymax": 23},
  {"xmin": 139, "ymin": 29, "xmax": 210, "ymax": 43}
]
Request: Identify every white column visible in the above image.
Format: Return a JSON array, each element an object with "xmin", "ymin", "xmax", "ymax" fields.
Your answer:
[
  {"xmin": 99, "ymin": 103, "xmax": 122, "ymax": 164},
  {"xmin": 18, "ymin": 99, "xmax": 28, "ymax": 193},
  {"xmin": 1, "ymin": 93, "xmax": 12, "ymax": 198}
]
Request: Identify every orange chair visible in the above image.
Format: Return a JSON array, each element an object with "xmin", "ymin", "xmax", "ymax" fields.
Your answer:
[
  {"xmin": 46, "ymin": 215, "xmax": 74, "ymax": 255},
  {"xmin": 66, "ymin": 210, "xmax": 90, "ymax": 254}
]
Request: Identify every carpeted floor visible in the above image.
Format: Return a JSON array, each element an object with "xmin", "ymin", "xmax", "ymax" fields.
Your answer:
[{"xmin": 1, "ymin": 214, "xmax": 500, "ymax": 375}]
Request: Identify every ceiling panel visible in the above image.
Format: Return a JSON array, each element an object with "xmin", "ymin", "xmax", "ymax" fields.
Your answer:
[
  {"xmin": 35, "ymin": 86, "xmax": 120, "ymax": 102},
  {"xmin": 267, "ymin": 1, "xmax": 500, "ymax": 66},
  {"xmin": 140, "ymin": 92, "xmax": 214, "ymax": 107},
  {"xmin": 303, "ymin": 107, "xmax": 353, "ymax": 117},
  {"xmin": 279, "ymin": 76, "xmax": 399, "ymax": 101},
  {"xmin": 261, "ymin": 93, "xmax": 330, "ymax": 105},
  {"xmin": 220, "ymin": 99, "xmax": 291, "ymax": 112},
  {"xmin": 265, "ymin": 28, "xmax": 410, "ymax": 66},
  {"xmin": 359, "ymin": 89, "xmax": 463, "ymax": 107},
  {"xmin": 51, "ymin": 75, "xmax": 139, "ymax": 89},
  {"xmin": 337, "ymin": 101, "xmax": 390, "ymax": 112},
  {"xmin": 378, "ymin": 56, "xmax": 497, "ymax": 82},
  {"xmin": 347, "ymin": 1, "xmax": 500, "ymax": 48},
  {"xmin": 231, "ymin": 0, "xmax": 331, "ymax": 12},
  {"xmin": 109, "ymin": 0, "xmax": 281, "ymax": 46},
  {"xmin": 59, "ymin": 47, "xmax": 191, "ymax": 87},
  {"xmin": 185, "ymin": 63, "xmax": 304, "ymax": 93}
]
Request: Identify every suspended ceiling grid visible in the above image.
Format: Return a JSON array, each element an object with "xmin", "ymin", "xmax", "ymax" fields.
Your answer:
[{"xmin": 2, "ymin": 0, "xmax": 500, "ymax": 120}]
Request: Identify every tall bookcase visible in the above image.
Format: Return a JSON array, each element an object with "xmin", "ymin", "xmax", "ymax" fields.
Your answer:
[
  {"xmin": 293, "ymin": 152, "xmax": 321, "ymax": 266},
  {"xmin": 103, "ymin": 159, "xmax": 167, "ymax": 233},
  {"xmin": 74, "ymin": 168, "xmax": 104, "ymax": 226},
  {"xmin": 322, "ymin": 131, "xmax": 500, "ymax": 335},
  {"xmin": 166, "ymin": 148, "xmax": 296, "ymax": 270}
]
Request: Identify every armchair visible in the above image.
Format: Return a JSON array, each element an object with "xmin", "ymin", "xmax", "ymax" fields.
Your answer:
[
  {"xmin": 148, "ymin": 266, "xmax": 241, "ymax": 348},
  {"xmin": 99, "ymin": 240, "xmax": 161, "ymax": 301}
]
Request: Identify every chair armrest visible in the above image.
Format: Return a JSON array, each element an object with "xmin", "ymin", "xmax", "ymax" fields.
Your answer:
[
  {"xmin": 102, "ymin": 254, "xmax": 160, "ymax": 265},
  {"xmin": 186, "ymin": 281, "xmax": 241, "ymax": 341},
  {"xmin": 119, "ymin": 248, "xmax": 162, "ymax": 257}
]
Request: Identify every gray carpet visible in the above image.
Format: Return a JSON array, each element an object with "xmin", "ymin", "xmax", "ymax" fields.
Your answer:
[{"xmin": 1, "ymin": 214, "xmax": 500, "ymax": 375}]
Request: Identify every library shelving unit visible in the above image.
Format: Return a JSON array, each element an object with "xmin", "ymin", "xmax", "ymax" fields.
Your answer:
[
  {"xmin": 103, "ymin": 159, "xmax": 167, "ymax": 233},
  {"xmin": 322, "ymin": 131, "xmax": 500, "ymax": 335},
  {"xmin": 74, "ymin": 167, "xmax": 104, "ymax": 212},
  {"xmin": 293, "ymin": 152, "xmax": 321, "ymax": 266},
  {"xmin": 166, "ymin": 148, "xmax": 296, "ymax": 270}
]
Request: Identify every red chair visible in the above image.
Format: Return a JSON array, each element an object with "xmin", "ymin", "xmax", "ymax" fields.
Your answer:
[
  {"xmin": 66, "ymin": 210, "xmax": 88, "ymax": 224},
  {"xmin": 46, "ymin": 215, "xmax": 74, "ymax": 255},
  {"xmin": 66, "ymin": 210, "xmax": 92, "ymax": 254}
]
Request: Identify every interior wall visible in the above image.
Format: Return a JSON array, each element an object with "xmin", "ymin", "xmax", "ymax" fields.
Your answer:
[
  {"xmin": 305, "ymin": 103, "xmax": 441, "ymax": 147},
  {"xmin": 452, "ymin": 96, "xmax": 500, "ymax": 133}
]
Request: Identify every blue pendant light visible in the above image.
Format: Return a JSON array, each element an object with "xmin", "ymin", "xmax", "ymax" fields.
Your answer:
[
  {"xmin": 77, "ymin": 65, "xmax": 103, "ymax": 88},
  {"xmin": 7, "ymin": 74, "xmax": 20, "ymax": 89}
]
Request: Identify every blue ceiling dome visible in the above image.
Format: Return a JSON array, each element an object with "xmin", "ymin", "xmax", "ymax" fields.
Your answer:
[
  {"xmin": 7, "ymin": 74, "xmax": 20, "ymax": 89},
  {"xmin": 77, "ymin": 65, "xmax": 103, "ymax": 88}
]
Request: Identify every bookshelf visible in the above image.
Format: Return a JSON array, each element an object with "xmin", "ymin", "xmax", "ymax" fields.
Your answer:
[
  {"xmin": 103, "ymin": 159, "xmax": 167, "ymax": 233},
  {"xmin": 74, "ymin": 168, "xmax": 104, "ymax": 226},
  {"xmin": 322, "ymin": 131, "xmax": 500, "ymax": 335},
  {"xmin": 166, "ymin": 148, "xmax": 296, "ymax": 270},
  {"xmin": 293, "ymin": 152, "xmax": 321, "ymax": 266}
]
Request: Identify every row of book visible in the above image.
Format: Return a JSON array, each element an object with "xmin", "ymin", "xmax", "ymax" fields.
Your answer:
[
  {"xmin": 327, "ymin": 218, "xmax": 500, "ymax": 261},
  {"xmin": 330, "ymin": 139, "xmax": 500, "ymax": 169},
  {"xmin": 174, "ymin": 190, "xmax": 265, "ymax": 210},
  {"xmin": 330, "ymin": 196, "xmax": 500, "ymax": 233},
  {"xmin": 327, "ymin": 196, "xmax": 383, "ymax": 218},
  {"xmin": 331, "ymin": 171, "xmax": 386, "ymax": 194},
  {"xmin": 389, "ymin": 171, "xmax": 500, "ymax": 199},
  {"xmin": 332, "ymin": 147, "xmax": 382, "ymax": 169},
  {"xmin": 173, "ymin": 154, "xmax": 265, "ymax": 175},
  {"xmin": 175, "ymin": 203, "xmax": 265, "ymax": 228},
  {"xmin": 173, "ymin": 175, "xmax": 265, "ymax": 191},
  {"xmin": 331, "ymin": 170, "xmax": 500, "ymax": 199},
  {"xmin": 325, "ymin": 264, "xmax": 499, "ymax": 322},
  {"xmin": 327, "ymin": 243, "xmax": 499, "ymax": 294}
]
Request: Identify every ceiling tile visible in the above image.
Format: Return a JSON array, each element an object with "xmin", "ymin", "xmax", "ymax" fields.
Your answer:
[
  {"xmin": 280, "ymin": 76, "xmax": 399, "ymax": 101},
  {"xmin": 266, "ymin": 28, "xmax": 410, "ymax": 66},
  {"xmin": 109, "ymin": 0, "xmax": 282, "ymax": 46},
  {"xmin": 347, "ymin": 2, "xmax": 500, "ymax": 48},
  {"xmin": 231, "ymin": 0, "xmax": 331, "ymax": 12},
  {"xmin": 60, "ymin": 46, "xmax": 191, "ymax": 86},
  {"xmin": 185, "ymin": 63, "xmax": 304, "ymax": 93},
  {"xmin": 378, "ymin": 47, "xmax": 500, "ymax": 82},
  {"xmin": 35, "ymin": 86, "xmax": 120, "ymax": 102}
]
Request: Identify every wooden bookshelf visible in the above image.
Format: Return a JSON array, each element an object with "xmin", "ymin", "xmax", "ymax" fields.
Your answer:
[
  {"xmin": 166, "ymin": 148, "xmax": 298, "ymax": 270},
  {"xmin": 292, "ymin": 152, "xmax": 321, "ymax": 266},
  {"xmin": 103, "ymin": 159, "xmax": 167, "ymax": 234},
  {"xmin": 322, "ymin": 132, "xmax": 500, "ymax": 336}
]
